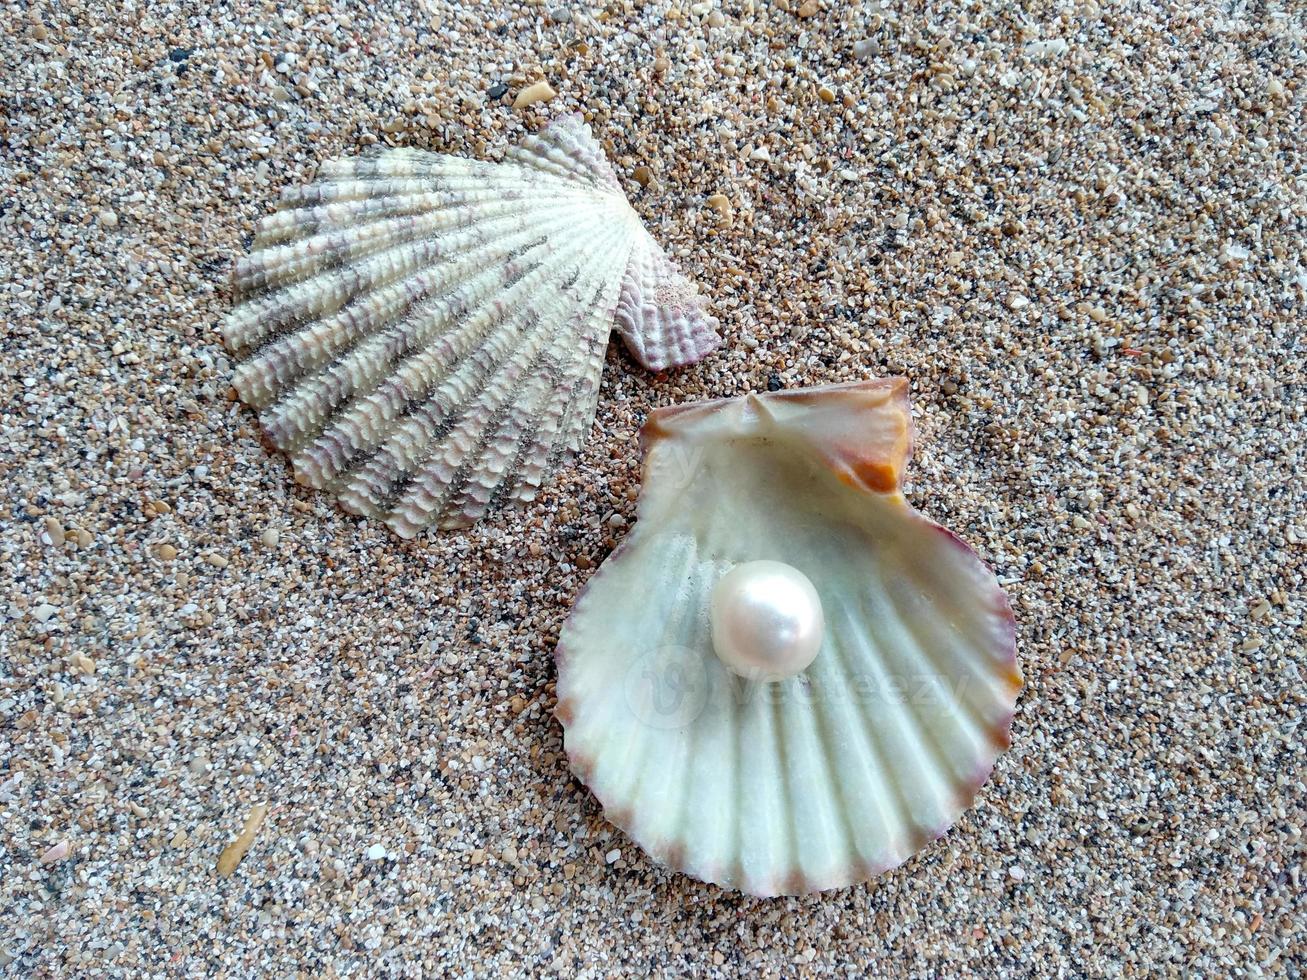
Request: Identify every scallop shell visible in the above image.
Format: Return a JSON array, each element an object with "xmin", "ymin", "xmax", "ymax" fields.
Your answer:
[
  {"xmin": 556, "ymin": 379, "xmax": 1022, "ymax": 896},
  {"xmin": 222, "ymin": 114, "xmax": 720, "ymax": 536}
]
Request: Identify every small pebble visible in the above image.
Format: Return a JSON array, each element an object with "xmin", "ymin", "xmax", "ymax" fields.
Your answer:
[
  {"xmin": 705, "ymin": 193, "xmax": 733, "ymax": 223},
  {"xmin": 216, "ymin": 803, "xmax": 268, "ymax": 877},
  {"xmin": 513, "ymin": 80, "xmax": 557, "ymax": 109},
  {"xmin": 39, "ymin": 841, "xmax": 71, "ymax": 865},
  {"xmin": 365, "ymin": 843, "xmax": 387, "ymax": 861}
]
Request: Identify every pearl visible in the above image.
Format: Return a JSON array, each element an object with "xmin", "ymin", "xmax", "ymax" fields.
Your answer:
[{"xmin": 710, "ymin": 560, "xmax": 825, "ymax": 680}]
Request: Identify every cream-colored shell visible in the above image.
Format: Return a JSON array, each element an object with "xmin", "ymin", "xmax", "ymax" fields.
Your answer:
[
  {"xmin": 556, "ymin": 380, "xmax": 1021, "ymax": 896},
  {"xmin": 223, "ymin": 114, "xmax": 719, "ymax": 536}
]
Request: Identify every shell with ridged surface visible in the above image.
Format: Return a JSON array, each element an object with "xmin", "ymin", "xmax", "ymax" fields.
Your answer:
[
  {"xmin": 556, "ymin": 379, "xmax": 1022, "ymax": 896},
  {"xmin": 223, "ymin": 114, "xmax": 720, "ymax": 536}
]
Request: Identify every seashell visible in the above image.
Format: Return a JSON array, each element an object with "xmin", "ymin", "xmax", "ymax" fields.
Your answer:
[
  {"xmin": 223, "ymin": 114, "xmax": 720, "ymax": 536},
  {"xmin": 555, "ymin": 379, "xmax": 1022, "ymax": 896}
]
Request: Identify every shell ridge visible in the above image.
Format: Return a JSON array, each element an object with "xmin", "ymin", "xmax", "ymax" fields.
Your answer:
[
  {"xmin": 489, "ymin": 390, "xmax": 559, "ymax": 510},
  {"xmin": 505, "ymin": 114, "xmax": 624, "ymax": 193},
  {"xmin": 494, "ymin": 229, "xmax": 638, "ymax": 501},
  {"xmin": 295, "ymin": 219, "xmax": 627, "ymax": 506},
  {"xmin": 537, "ymin": 265, "xmax": 630, "ymax": 464},
  {"xmin": 803, "ymin": 648, "xmax": 896, "ymax": 879},
  {"xmin": 787, "ymin": 649, "xmax": 872, "ymax": 889},
  {"xmin": 565, "ymin": 534, "xmax": 696, "ymax": 860},
  {"xmin": 234, "ymin": 226, "xmax": 562, "ymax": 412},
  {"xmin": 284, "ymin": 250, "xmax": 565, "ymax": 487},
  {"xmin": 896, "ymin": 523, "xmax": 1019, "ymax": 669},
  {"xmin": 233, "ymin": 188, "xmax": 613, "ymax": 349},
  {"xmin": 226, "ymin": 234, "xmax": 464, "ymax": 353},
  {"xmin": 874, "ymin": 554, "xmax": 1016, "ymax": 738},
  {"xmin": 806, "ymin": 543, "xmax": 908, "ymax": 870},
  {"xmin": 234, "ymin": 192, "xmax": 594, "ymax": 306},
  {"xmin": 856, "ymin": 572, "xmax": 986, "ymax": 797},
  {"xmin": 680, "ymin": 577, "xmax": 764, "ymax": 888},
  {"xmin": 888, "ymin": 520, "xmax": 1020, "ymax": 675},
  {"xmin": 433, "ymin": 291, "xmax": 612, "ymax": 528},
  {"xmin": 769, "ymin": 683, "xmax": 808, "ymax": 896},
  {"xmin": 822, "ymin": 602, "xmax": 917, "ymax": 868},
  {"xmin": 397, "ymin": 232, "xmax": 628, "ymax": 526},
  {"xmin": 644, "ymin": 556, "xmax": 710, "ymax": 867},
  {"xmin": 253, "ymin": 178, "xmax": 604, "ymax": 249},
  {"xmin": 382, "ymin": 336, "xmax": 579, "ymax": 531},
  {"xmin": 831, "ymin": 593, "xmax": 957, "ymax": 838},
  {"xmin": 612, "ymin": 231, "xmax": 721, "ymax": 372},
  {"xmin": 503, "ymin": 382, "xmax": 575, "ymax": 503},
  {"xmin": 416, "ymin": 387, "xmax": 547, "ymax": 530},
  {"xmin": 627, "ymin": 537, "xmax": 710, "ymax": 842}
]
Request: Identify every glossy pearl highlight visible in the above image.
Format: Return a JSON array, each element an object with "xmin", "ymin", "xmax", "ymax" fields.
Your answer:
[{"xmin": 710, "ymin": 561, "xmax": 825, "ymax": 680}]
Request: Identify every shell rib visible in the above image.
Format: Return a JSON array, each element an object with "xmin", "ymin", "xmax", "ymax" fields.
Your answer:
[
  {"xmin": 223, "ymin": 114, "xmax": 720, "ymax": 535},
  {"xmin": 556, "ymin": 379, "xmax": 1022, "ymax": 896}
]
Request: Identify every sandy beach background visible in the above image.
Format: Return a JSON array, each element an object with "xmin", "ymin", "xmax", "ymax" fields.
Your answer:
[{"xmin": 2, "ymin": 0, "xmax": 1303, "ymax": 974}]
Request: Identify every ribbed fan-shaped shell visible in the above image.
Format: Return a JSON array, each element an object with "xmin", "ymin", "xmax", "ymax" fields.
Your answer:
[
  {"xmin": 223, "ymin": 114, "xmax": 720, "ymax": 536},
  {"xmin": 556, "ymin": 380, "xmax": 1021, "ymax": 896}
]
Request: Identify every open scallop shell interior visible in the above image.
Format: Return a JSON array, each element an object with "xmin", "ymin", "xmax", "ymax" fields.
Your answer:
[
  {"xmin": 556, "ymin": 379, "xmax": 1022, "ymax": 896},
  {"xmin": 222, "ymin": 113, "xmax": 720, "ymax": 536}
]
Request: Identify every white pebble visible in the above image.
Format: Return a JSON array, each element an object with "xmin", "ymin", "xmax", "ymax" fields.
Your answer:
[
  {"xmin": 365, "ymin": 843, "xmax": 386, "ymax": 861},
  {"xmin": 1025, "ymin": 39, "xmax": 1069, "ymax": 59}
]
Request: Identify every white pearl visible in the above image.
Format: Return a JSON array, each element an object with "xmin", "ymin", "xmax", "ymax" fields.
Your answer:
[{"xmin": 710, "ymin": 560, "xmax": 825, "ymax": 680}]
